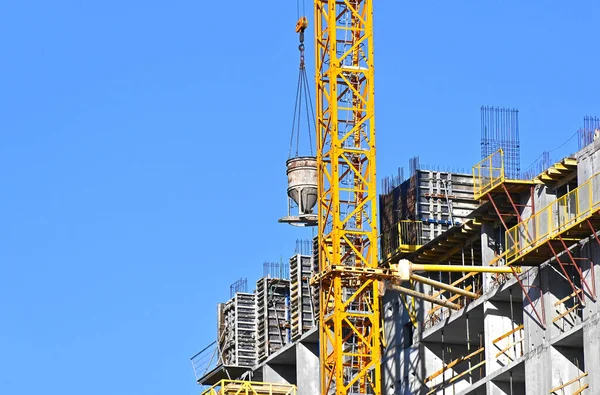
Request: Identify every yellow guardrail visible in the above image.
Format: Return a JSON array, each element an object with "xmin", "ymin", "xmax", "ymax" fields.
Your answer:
[
  {"xmin": 425, "ymin": 347, "xmax": 486, "ymax": 395},
  {"xmin": 550, "ymin": 371, "xmax": 588, "ymax": 394},
  {"xmin": 398, "ymin": 220, "xmax": 423, "ymax": 253},
  {"xmin": 202, "ymin": 380, "xmax": 297, "ymax": 395},
  {"xmin": 473, "ymin": 149, "xmax": 505, "ymax": 199},
  {"xmin": 505, "ymin": 172, "xmax": 600, "ymax": 265},
  {"xmin": 380, "ymin": 220, "xmax": 423, "ymax": 259},
  {"xmin": 492, "ymin": 324, "xmax": 524, "ymax": 362}
]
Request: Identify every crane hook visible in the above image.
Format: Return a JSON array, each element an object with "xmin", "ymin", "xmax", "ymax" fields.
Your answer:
[
  {"xmin": 296, "ymin": 17, "xmax": 308, "ymax": 68},
  {"xmin": 295, "ymin": 16, "xmax": 308, "ymax": 34}
]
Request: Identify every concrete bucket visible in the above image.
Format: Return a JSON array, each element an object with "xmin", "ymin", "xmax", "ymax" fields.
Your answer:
[{"xmin": 286, "ymin": 156, "xmax": 317, "ymax": 214}]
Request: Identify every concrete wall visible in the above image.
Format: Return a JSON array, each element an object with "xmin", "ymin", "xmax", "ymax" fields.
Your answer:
[
  {"xmin": 523, "ymin": 266, "xmax": 552, "ymax": 394},
  {"xmin": 296, "ymin": 342, "xmax": 319, "ymax": 395},
  {"xmin": 262, "ymin": 363, "xmax": 295, "ymax": 384},
  {"xmin": 483, "ymin": 300, "xmax": 523, "ymax": 375},
  {"xmin": 550, "ymin": 346, "xmax": 586, "ymax": 393},
  {"xmin": 581, "ymin": 239, "xmax": 600, "ymax": 393},
  {"xmin": 383, "ymin": 291, "xmax": 402, "ymax": 395}
]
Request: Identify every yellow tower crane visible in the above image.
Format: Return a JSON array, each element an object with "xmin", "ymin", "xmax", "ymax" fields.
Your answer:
[
  {"xmin": 311, "ymin": 1, "xmax": 380, "ymax": 394},
  {"xmin": 289, "ymin": 2, "xmax": 520, "ymax": 395}
]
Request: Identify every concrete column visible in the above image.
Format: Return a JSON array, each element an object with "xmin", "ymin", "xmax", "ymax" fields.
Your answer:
[
  {"xmin": 481, "ymin": 220, "xmax": 497, "ymax": 292},
  {"xmin": 576, "ymin": 137, "xmax": 600, "ymax": 183},
  {"xmin": 583, "ymin": 313, "xmax": 600, "ymax": 393},
  {"xmin": 523, "ymin": 266, "xmax": 552, "ymax": 394},
  {"xmin": 296, "ymin": 342, "xmax": 319, "ymax": 395},
  {"xmin": 582, "ymin": 241, "xmax": 600, "ymax": 393},
  {"xmin": 382, "ymin": 291, "xmax": 402, "ymax": 395},
  {"xmin": 401, "ymin": 345, "xmax": 423, "ymax": 395}
]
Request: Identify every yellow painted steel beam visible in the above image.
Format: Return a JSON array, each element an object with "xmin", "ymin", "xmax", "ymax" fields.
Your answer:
[
  {"xmin": 386, "ymin": 283, "xmax": 461, "ymax": 310},
  {"xmin": 315, "ymin": 0, "xmax": 380, "ymax": 394},
  {"xmin": 312, "ymin": 263, "xmax": 519, "ymax": 284},
  {"xmin": 411, "ymin": 263, "xmax": 519, "ymax": 275},
  {"xmin": 409, "ymin": 274, "xmax": 480, "ymax": 299}
]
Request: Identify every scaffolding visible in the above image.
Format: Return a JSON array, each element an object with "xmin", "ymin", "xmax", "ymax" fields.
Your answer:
[
  {"xmin": 201, "ymin": 380, "xmax": 297, "ymax": 395},
  {"xmin": 505, "ymin": 172, "xmax": 600, "ymax": 267}
]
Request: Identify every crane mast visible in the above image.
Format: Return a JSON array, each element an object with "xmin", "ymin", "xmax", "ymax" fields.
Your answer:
[{"xmin": 314, "ymin": 1, "xmax": 380, "ymax": 394}]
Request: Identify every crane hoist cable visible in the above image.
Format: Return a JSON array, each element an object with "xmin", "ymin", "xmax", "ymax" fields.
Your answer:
[
  {"xmin": 296, "ymin": 0, "xmax": 306, "ymax": 21},
  {"xmin": 288, "ymin": 16, "xmax": 315, "ymax": 159}
]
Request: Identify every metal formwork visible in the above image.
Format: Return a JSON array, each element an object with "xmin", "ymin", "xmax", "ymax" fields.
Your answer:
[
  {"xmin": 217, "ymin": 293, "xmax": 257, "ymax": 367},
  {"xmin": 380, "ymin": 169, "xmax": 479, "ymax": 257},
  {"xmin": 256, "ymin": 277, "xmax": 291, "ymax": 362},
  {"xmin": 290, "ymin": 254, "xmax": 316, "ymax": 340},
  {"xmin": 419, "ymin": 170, "xmax": 478, "ymax": 241}
]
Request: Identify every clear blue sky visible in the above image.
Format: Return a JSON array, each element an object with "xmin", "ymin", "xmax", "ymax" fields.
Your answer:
[{"xmin": 1, "ymin": 1, "xmax": 598, "ymax": 394}]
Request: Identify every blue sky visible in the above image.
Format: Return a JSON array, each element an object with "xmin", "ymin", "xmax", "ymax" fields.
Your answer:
[{"xmin": 1, "ymin": 1, "xmax": 598, "ymax": 394}]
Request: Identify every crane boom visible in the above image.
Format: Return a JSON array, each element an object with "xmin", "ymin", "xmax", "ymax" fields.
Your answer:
[{"xmin": 314, "ymin": 1, "xmax": 380, "ymax": 394}]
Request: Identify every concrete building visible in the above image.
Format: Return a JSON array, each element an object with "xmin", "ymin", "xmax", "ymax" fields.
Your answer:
[{"xmin": 192, "ymin": 138, "xmax": 600, "ymax": 394}]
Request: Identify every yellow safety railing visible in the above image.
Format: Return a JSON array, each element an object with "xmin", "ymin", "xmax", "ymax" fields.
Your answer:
[
  {"xmin": 473, "ymin": 149, "xmax": 505, "ymax": 199},
  {"xmin": 505, "ymin": 172, "xmax": 600, "ymax": 265},
  {"xmin": 398, "ymin": 220, "xmax": 423, "ymax": 253},
  {"xmin": 552, "ymin": 291, "xmax": 582, "ymax": 332},
  {"xmin": 492, "ymin": 324, "xmax": 524, "ymax": 362},
  {"xmin": 425, "ymin": 347, "xmax": 486, "ymax": 395},
  {"xmin": 424, "ymin": 272, "xmax": 482, "ymax": 329},
  {"xmin": 550, "ymin": 372, "xmax": 588, "ymax": 394},
  {"xmin": 202, "ymin": 380, "xmax": 297, "ymax": 395},
  {"xmin": 380, "ymin": 220, "xmax": 423, "ymax": 259}
]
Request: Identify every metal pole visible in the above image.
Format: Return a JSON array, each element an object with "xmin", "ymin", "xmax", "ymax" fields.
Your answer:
[
  {"xmin": 410, "ymin": 274, "xmax": 479, "ymax": 299},
  {"xmin": 386, "ymin": 283, "xmax": 461, "ymax": 310},
  {"xmin": 411, "ymin": 263, "xmax": 519, "ymax": 274}
]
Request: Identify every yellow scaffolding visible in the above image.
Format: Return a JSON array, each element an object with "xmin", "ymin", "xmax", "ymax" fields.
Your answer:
[
  {"xmin": 505, "ymin": 172, "xmax": 600, "ymax": 265},
  {"xmin": 472, "ymin": 149, "xmax": 535, "ymax": 201},
  {"xmin": 473, "ymin": 149, "xmax": 506, "ymax": 199},
  {"xmin": 201, "ymin": 380, "xmax": 297, "ymax": 395}
]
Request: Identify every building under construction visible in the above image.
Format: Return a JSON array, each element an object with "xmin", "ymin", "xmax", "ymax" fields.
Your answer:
[
  {"xmin": 191, "ymin": 111, "xmax": 600, "ymax": 395},
  {"xmin": 187, "ymin": 0, "xmax": 600, "ymax": 392}
]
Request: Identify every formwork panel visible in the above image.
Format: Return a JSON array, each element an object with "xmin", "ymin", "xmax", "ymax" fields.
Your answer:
[
  {"xmin": 380, "ymin": 170, "xmax": 478, "ymax": 257},
  {"xmin": 218, "ymin": 292, "xmax": 257, "ymax": 367},
  {"xmin": 290, "ymin": 254, "xmax": 316, "ymax": 340},
  {"xmin": 256, "ymin": 277, "xmax": 291, "ymax": 362}
]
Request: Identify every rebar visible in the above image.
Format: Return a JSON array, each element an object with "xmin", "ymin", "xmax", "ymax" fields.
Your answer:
[
  {"xmin": 481, "ymin": 106, "xmax": 521, "ymax": 179},
  {"xmin": 229, "ymin": 278, "xmax": 248, "ymax": 298},
  {"xmin": 263, "ymin": 261, "xmax": 290, "ymax": 279},
  {"xmin": 579, "ymin": 116, "xmax": 600, "ymax": 150}
]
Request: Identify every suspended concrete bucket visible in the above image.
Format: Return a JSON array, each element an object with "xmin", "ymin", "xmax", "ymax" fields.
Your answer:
[{"xmin": 279, "ymin": 156, "xmax": 318, "ymax": 227}]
